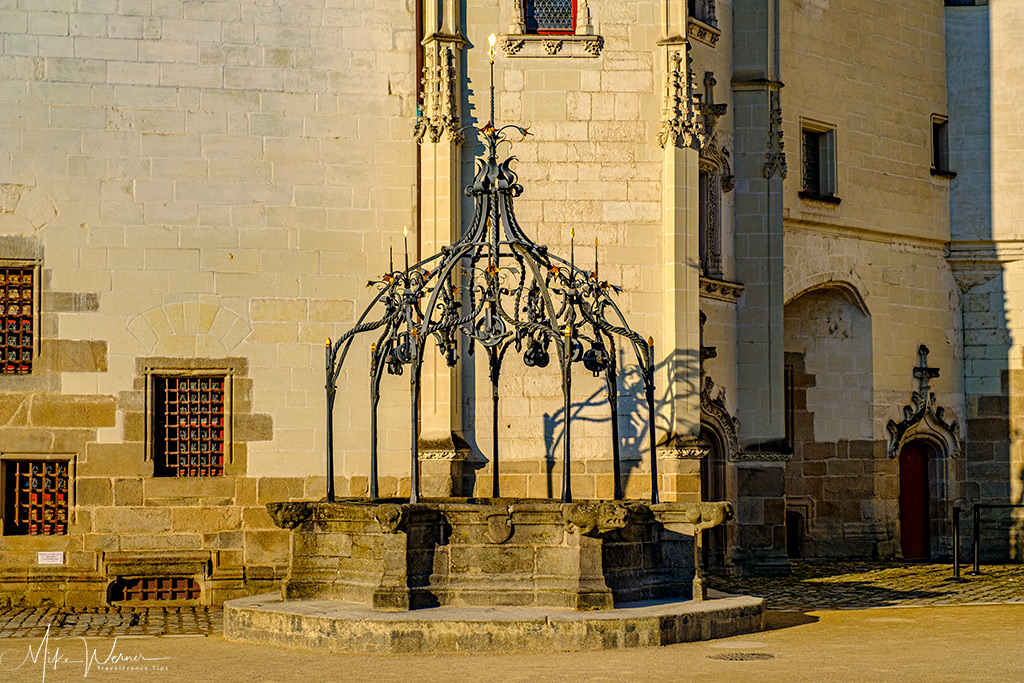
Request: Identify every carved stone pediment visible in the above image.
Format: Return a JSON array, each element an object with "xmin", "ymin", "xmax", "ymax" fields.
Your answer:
[{"xmin": 886, "ymin": 391, "xmax": 960, "ymax": 459}]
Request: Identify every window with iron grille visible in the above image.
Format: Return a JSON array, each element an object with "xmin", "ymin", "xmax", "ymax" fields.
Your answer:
[
  {"xmin": 3, "ymin": 459, "xmax": 69, "ymax": 535},
  {"xmin": 153, "ymin": 375, "xmax": 227, "ymax": 477},
  {"xmin": 1, "ymin": 267, "xmax": 35, "ymax": 374},
  {"xmin": 526, "ymin": 0, "xmax": 576, "ymax": 34}
]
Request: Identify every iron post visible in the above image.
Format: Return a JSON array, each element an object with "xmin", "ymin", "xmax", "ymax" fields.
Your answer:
[
  {"xmin": 971, "ymin": 504, "xmax": 980, "ymax": 575},
  {"xmin": 369, "ymin": 345, "xmax": 381, "ymax": 499},
  {"xmin": 647, "ymin": 338, "xmax": 659, "ymax": 505},
  {"xmin": 606, "ymin": 341, "xmax": 622, "ymax": 500},
  {"xmin": 325, "ymin": 339, "xmax": 336, "ymax": 503},
  {"xmin": 490, "ymin": 349, "xmax": 501, "ymax": 498},
  {"xmin": 952, "ymin": 505, "xmax": 961, "ymax": 579},
  {"xmin": 561, "ymin": 325, "xmax": 573, "ymax": 504}
]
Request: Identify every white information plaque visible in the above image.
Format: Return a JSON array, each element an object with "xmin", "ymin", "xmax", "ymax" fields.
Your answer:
[{"xmin": 37, "ymin": 551, "xmax": 64, "ymax": 565}]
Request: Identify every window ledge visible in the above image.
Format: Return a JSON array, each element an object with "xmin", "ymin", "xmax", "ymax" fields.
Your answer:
[
  {"xmin": 500, "ymin": 33, "xmax": 604, "ymax": 58},
  {"xmin": 931, "ymin": 167, "xmax": 957, "ymax": 179},
  {"xmin": 798, "ymin": 190, "xmax": 841, "ymax": 205},
  {"xmin": 687, "ymin": 17, "xmax": 721, "ymax": 47}
]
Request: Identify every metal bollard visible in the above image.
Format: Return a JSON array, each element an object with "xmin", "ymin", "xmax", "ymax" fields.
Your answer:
[
  {"xmin": 952, "ymin": 506, "xmax": 961, "ymax": 579},
  {"xmin": 970, "ymin": 504, "xmax": 981, "ymax": 575}
]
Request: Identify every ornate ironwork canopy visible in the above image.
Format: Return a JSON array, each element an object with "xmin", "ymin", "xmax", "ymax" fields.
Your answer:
[{"xmin": 324, "ymin": 37, "xmax": 658, "ymax": 505}]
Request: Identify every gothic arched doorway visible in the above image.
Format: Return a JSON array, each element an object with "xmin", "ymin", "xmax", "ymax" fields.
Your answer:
[
  {"xmin": 700, "ymin": 426, "xmax": 726, "ymax": 569},
  {"xmin": 899, "ymin": 440, "xmax": 931, "ymax": 560}
]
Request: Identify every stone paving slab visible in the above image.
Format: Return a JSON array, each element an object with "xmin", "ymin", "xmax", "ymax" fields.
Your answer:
[
  {"xmin": 708, "ymin": 562, "xmax": 1024, "ymax": 610},
  {"xmin": 0, "ymin": 606, "xmax": 222, "ymax": 639}
]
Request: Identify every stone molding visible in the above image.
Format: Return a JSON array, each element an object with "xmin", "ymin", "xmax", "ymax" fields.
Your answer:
[
  {"xmin": 663, "ymin": 434, "xmax": 711, "ymax": 459},
  {"xmin": 732, "ymin": 450, "xmax": 791, "ymax": 462},
  {"xmin": 687, "ymin": 17, "xmax": 721, "ymax": 47},
  {"xmin": 417, "ymin": 447, "xmax": 468, "ymax": 461},
  {"xmin": 500, "ymin": 34, "xmax": 604, "ymax": 58},
  {"xmin": 699, "ymin": 276, "xmax": 744, "ymax": 303}
]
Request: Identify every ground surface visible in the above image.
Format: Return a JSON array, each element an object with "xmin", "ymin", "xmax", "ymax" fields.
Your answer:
[{"xmin": 0, "ymin": 562, "xmax": 1021, "ymax": 681}]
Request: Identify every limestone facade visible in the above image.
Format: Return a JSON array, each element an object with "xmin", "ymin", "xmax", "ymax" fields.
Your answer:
[{"xmin": 0, "ymin": 0, "xmax": 1017, "ymax": 607}]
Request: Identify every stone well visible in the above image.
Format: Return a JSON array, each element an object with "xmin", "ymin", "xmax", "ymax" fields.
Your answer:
[{"xmin": 264, "ymin": 497, "xmax": 732, "ymax": 612}]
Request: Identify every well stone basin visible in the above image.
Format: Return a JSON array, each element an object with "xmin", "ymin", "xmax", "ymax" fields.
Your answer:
[{"xmin": 267, "ymin": 498, "xmax": 731, "ymax": 612}]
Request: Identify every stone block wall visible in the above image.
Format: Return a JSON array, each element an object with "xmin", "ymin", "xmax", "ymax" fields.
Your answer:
[{"xmin": 0, "ymin": 0, "xmax": 420, "ymax": 606}]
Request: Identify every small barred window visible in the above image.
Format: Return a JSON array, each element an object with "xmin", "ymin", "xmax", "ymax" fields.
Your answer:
[
  {"xmin": 526, "ymin": 0, "xmax": 576, "ymax": 34},
  {"xmin": 3, "ymin": 460, "xmax": 69, "ymax": 535},
  {"xmin": 1, "ymin": 268, "xmax": 34, "ymax": 374},
  {"xmin": 154, "ymin": 375, "xmax": 227, "ymax": 477}
]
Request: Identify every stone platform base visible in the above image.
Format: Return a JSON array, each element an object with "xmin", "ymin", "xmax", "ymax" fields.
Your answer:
[{"xmin": 223, "ymin": 590, "xmax": 765, "ymax": 653}]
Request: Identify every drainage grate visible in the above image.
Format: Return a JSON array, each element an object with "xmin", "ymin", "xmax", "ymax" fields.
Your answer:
[
  {"xmin": 707, "ymin": 652, "xmax": 776, "ymax": 661},
  {"xmin": 111, "ymin": 577, "xmax": 201, "ymax": 602}
]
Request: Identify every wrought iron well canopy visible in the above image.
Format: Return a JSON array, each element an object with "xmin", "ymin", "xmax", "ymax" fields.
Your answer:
[{"xmin": 325, "ymin": 35, "xmax": 659, "ymax": 505}]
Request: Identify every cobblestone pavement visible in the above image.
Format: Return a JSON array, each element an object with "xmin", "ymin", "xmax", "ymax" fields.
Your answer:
[
  {"xmin": 0, "ymin": 606, "xmax": 222, "ymax": 639},
  {"xmin": 708, "ymin": 561, "xmax": 1024, "ymax": 610},
  {"xmin": 0, "ymin": 563, "xmax": 1020, "ymax": 639}
]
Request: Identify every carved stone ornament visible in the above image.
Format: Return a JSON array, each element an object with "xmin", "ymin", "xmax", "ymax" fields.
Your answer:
[
  {"xmin": 886, "ymin": 391, "xmax": 960, "ymax": 459},
  {"xmin": 562, "ymin": 502, "xmax": 629, "ymax": 537},
  {"xmin": 698, "ymin": 74, "xmax": 733, "ymax": 192},
  {"xmin": 887, "ymin": 345, "xmax": 960, "ymax": 459},
  {"xmin": 415, "ymin": 39, "xmax": 463, "ymax": 145},
  {"xmin": 500, "ymin": 35, "xmax": 603, "ymax": 58},
  {"xmin": 700, "ymin": 375, "xmax": 740, "ymax": 459},
  {"xmin": 375, "ymin": 504, "xmax": 406, "ymax": 533},
  {"xmin": 761, "ymin": 88, "xmax": 787, "ymax": 179},
  {"xmin": 652, "ymin": 501, "xmax": 733, "ymax": 532},
  {"xmin": 502, "ymin": 38, "xmax": 525, "ymax": 55},
  {"xmin": 266, "ymin": 502, "xmax": 313, "ymax": 530},
  {"xmin": 657, "ymin": 49, "xmax": 705, "ymax": 151},
  {"xmin": 665, "ymin": 434, "xmax": 711, "ymax": 459},
  {"xmin": 483, "ymin": 508, "xmax": 514, "ymax": 544},
  {"xmin": 732, "ymin": 450, "xmax": 792, "ymax": 462}
]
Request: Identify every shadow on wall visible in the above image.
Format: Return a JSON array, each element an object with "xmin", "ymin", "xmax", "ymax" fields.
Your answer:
[{"xmin": 946, "ymin": 4, "xmax": 1017, "ymax": 560}]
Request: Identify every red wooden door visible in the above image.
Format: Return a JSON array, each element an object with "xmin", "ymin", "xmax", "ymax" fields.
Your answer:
[{"xmin": 899, "ymin": 442, "xmax": 930, "ymax": 560}]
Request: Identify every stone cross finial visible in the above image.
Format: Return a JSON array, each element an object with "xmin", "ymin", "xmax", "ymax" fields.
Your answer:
[{"xmin": 913, "ymin": 344, "xmax": 940, "ymax": 395}]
